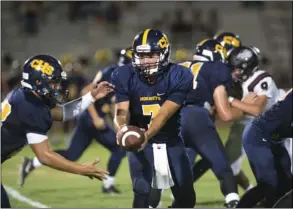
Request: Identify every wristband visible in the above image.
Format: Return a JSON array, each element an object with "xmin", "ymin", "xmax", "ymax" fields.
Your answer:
[{"xmin": 228, "ymin": 96, "xmax": 235, "ymax": 104}]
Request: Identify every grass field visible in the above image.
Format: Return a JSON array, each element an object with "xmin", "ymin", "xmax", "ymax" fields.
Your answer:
[{"xmin": 1, "ymin": 126, "xmax": 256, "ymax": 208}]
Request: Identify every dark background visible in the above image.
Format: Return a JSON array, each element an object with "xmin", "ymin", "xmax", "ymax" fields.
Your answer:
[{"xmin": 1, "ymin": 1, "xmax": 292, "ymax": 99}]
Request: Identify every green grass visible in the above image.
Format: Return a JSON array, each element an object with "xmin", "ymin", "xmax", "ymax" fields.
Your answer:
[{"xmin": 1, "ymin": 127, "xmax": 256, "ymax": 208}]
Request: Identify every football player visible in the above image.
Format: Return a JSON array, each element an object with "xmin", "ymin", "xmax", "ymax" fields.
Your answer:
[
  {"xmin": 191, "ymin": 45, "xmax": 291, "ymax": 200},
  {"xmin": 180, "ymin": 39, "xmax": 250, "ymax": 207},
  {"xmin": 225, "ymin": 45, "xmax": 290, "ymax": 188},
  {"xmin": 19, "ymin": 48, "xmax": 132, "ymax": 194},
  {"xmin": 192, "ymin": 45, "xmax": 285, "ymax": 192},
  {"xmin": 1, "ymin": 54, "xmax": 113, "ymax": 208},
  {"xmin": 112, "ymin": 29, "xmax": 196, "ymax": 208},
  {"xmin": 238, "ymin": 89, "xmax": 292, "ymax": 207},
  {"xmin": 191, "ymin": 33, "xmax": 252, "ymax": 192}
]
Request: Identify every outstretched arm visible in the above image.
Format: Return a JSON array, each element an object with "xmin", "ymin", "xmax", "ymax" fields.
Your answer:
[
  {"xmin": 29, "ymin": 137, "xmax": 108, "ymax": 181},
  {"xmin": 51, "ymin": 81, "xmax": 114, "ymax": 121}
]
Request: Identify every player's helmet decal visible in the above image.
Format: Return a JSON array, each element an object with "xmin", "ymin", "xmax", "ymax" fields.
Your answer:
[{"xmin": 21, "ymin": 54, "xmax": 69, "ymax": 108}]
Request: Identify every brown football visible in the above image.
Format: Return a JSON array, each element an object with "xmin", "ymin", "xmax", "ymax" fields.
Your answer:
[{"xmin": 118, "ymin": 125, "xmax": 145, "ymax": 152}]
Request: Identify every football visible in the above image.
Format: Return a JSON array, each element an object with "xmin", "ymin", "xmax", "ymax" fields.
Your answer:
[{"xmin": 118, "ymin": 125, "xmax": 145, "ymax": 151}]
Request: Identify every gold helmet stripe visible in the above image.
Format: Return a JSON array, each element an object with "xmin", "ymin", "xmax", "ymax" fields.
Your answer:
[{"xmin": 142, "ymin": 29, "xmax": 151, "ymax": 45}]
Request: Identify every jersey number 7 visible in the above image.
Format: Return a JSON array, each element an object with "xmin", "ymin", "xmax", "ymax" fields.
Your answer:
[{"xmin": 142, "ymin": 104, "xmax": 160, "ymax": 128}]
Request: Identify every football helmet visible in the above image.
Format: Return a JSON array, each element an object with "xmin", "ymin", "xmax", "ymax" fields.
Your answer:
[
  {"xmin": 194, "ymin": 39, "xmax": 227, "ymax": 63},
  {"xmin": 21, "ymin": 54, "xmax": 68, "ymax": 108},
  {"xmin": 118, "ymin": 47, "xmax": 132, "ymax": 66},
  {"xmin": 227, "ymin": 45, "xmax": 260, "ymax": 82},
  {"xmin": 213, "ymin": 32, "xmax": 242, "ymax": 56},
  {"xmin": 132, "ymin": 28, "xmax": 171, "ymax": 85}
]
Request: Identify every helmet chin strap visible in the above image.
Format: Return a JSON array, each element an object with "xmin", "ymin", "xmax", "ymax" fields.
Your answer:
[
  {"xmin": 149, "ymin": 66, "xmax": 158, "ymax": 74},
  {"xmin": 20, "ymin": 81, "xmax": 33, "ymax": 89}
]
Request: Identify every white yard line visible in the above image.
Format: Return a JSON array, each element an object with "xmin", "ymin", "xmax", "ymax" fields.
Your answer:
[{"xmin": 4, "ymin": 185, "xmax": 51, "ymax": 208}]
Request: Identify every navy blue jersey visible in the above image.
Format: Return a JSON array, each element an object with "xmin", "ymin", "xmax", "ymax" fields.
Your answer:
[
  {"xmin": 112, "ymin": 63, "xmax": 193, "ymax": 143},
  {"xmin": 92, "ymin": 64, "xmax": 117, "ymax": 118},
  {"xmin": 180, "ymin": 60, "xmax": 232, "ymax": 107},
  {"xmin": 253, "ymin": 89, "xmax": 292, "ymax": 141},
  {"xmin": 1, "ymin": 88, "xmax": 52, "ymax": 163}
]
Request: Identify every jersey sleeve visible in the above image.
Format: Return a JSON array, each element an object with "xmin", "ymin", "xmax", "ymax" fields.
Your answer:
[
  {"xmin": 210, "ymin": 62, "xmax": 232, "ymax": 93},
  {"xmin": 168, "ymin": 65, "xmax": 193, "ymax": 105},
  {"xmin": 26, "ymin": 133, "xmax": 48, "ymax": 144},
  {"xmin": 111, "ymin": 66, "xmax": 130, "ymax": 103},
  {"xmin": 253, "ymin": 76, "xmax": 275, "ymax": 98},
  {"xmin": 18, "ymin": 103, "xmax": 52, "ymax": 141}
]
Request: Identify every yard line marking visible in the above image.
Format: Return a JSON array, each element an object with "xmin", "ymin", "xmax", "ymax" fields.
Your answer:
[{"xmin": 4, "ymin": 185, "xmax": 51, "ymax": 208}]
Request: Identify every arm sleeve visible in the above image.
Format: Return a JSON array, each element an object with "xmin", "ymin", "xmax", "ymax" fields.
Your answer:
[{"xmin": 61, "ymin": 92, "xmax": 95, "ymax": 121}]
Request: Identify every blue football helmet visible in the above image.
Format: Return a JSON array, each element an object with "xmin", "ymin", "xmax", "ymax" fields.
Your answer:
[
  {"xmin": 132, "ymin": 28, "xmax": 171, "ymax": 85},
  {"xmin": 213, "ymin": 32, "xmax": 242, "ymax": 56},
  {"xmin": 194, "ymin": 39, "xmax": 227, "ymax": 63},
  {"xmin": 21, "ymin": 54, "xmax": 68, "ymax": 108},
  {"xmin": 118, "ymin": 47, "xmax": 132, "ymax": 66}
]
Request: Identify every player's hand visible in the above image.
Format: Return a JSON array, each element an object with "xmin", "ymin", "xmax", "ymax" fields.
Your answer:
[
  {"xmin": 82, "ymin": 158, "xmax": 109, "ymax": 181},
  {"xmin": 242, "ymin": 92, "xmax": 258, "ymax": 104},
  {"xmin": 116, "ymin": 125, "xmax": 127, "ymax": 145},
  {"xmin": 93, "ymin": 118, "xmax": 106, "ymax": 130},
  {"xmin": 137, "ymin": 132, "xmax": 148, "ymax": 152},
  {"xmin": 91, "ymin": 81, "xmax": 114, "ymax": 100}
]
